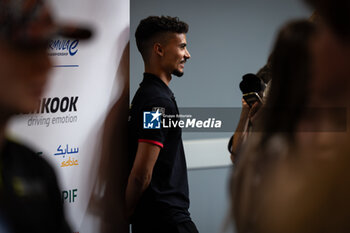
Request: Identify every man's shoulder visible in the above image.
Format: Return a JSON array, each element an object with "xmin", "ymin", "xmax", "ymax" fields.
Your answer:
[
  {"xmin": 132, "ymin": 96, "xmax": 174, "ymax": 112},
  {"xmin": 136, "ymin": 81, "xmax": 171, "ymax": 99},
  {"xmin": 132, "ymin": 86, "xmax": 174, "ymax": 109}
]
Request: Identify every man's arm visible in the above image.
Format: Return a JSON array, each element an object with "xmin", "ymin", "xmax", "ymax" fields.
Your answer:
[{"xmin": 125, "ymin": 142, "xmax": 161, "ymax": 219}]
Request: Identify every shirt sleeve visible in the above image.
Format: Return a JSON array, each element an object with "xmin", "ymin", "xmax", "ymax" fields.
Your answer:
[{"xmin": 137, "ymin": 97, "xmax": 176, "ymax": 148}]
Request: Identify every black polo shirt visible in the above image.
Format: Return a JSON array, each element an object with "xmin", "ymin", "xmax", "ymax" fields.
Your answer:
[{"xmin": 128, "ymin": 73, "xmax": 191, "ymax": 225}]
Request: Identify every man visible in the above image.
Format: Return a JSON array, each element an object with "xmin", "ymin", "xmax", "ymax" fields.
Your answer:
[
  {"xmin": 0, "ymin": 0, "xmax": 91, "ymax": 232},
  {"xmin": 127, "ymin": 16, "xmax": 198, "ymax": 233}
]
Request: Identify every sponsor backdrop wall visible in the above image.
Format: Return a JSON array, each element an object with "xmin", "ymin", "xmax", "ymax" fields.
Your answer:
[{"xmin": 7, "ymin": 0, "xmax": 129, "ymax": 232}]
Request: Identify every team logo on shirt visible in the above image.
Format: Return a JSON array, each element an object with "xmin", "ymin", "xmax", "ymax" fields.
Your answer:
[{"xmin": 143, "ymin": 109, "xmax": 162, "ymax": 129}]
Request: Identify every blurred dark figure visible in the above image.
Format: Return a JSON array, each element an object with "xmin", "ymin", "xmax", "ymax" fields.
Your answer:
[
  {"xmin": 304, "ymin": 0, "xmax": 350, "ymax": 106},
  {"xmin": 0, "ymin": 0, "xmax": 91, "ymax": 232},
  {"xmin": 305, "ymin": 0, "xmax": 350, "ymax": 38},
  {"xmin": 231, "ymin": 19, "xmax": 316, "ymax": 233},
  {"xmin": 249, "ymin": 1, "xmax": 350, "ymax": 233}
]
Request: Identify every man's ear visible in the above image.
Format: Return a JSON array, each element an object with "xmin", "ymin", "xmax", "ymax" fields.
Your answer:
[{"xmin": 154, "ymin": 43, "xmax": 164, "ymax": 57}]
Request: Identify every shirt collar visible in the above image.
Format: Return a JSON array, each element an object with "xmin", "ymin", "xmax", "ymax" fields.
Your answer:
[{"xmin": 141, "ymin": 73, "xmax": 175, "ymax": 98}]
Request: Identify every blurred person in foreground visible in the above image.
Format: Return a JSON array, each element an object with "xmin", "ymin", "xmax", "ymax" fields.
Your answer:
[
  {"xmin": 127, "ymin": 16, "xmax": 198, "ymax": 233},
  {"xmin": 249, "ymin": 1, "xmax": 350, "ymax": 233},
  {"xmin": 0, "ymin": 0, "xmax": 91, "ymax": 232},
  {"xmin": 231, "ymin": 19, "xmax": 316, "ymax": 233}
]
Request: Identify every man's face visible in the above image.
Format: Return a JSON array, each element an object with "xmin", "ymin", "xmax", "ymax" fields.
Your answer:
[
  {"xmin": 0, "ymin": 41, "xmax": 52, "ymax": 114},
  {"xmin": 161, "ymin": 33, "xmax": 191, "ymax": 77}
]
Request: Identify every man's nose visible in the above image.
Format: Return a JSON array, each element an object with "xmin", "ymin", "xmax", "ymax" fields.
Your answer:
[{"xmin": 185, "ymin": 48, "xmax": 191, "ymax": 59}]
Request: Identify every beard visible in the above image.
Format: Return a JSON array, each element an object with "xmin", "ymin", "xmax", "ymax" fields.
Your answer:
[{"xmin": 172, "ymin": 69, "xmax": 184, "ymax": 77}]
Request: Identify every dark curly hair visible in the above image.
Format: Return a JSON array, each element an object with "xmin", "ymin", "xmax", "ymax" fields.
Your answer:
[{"xmin": 135, "ymin": 16, "xmax": 189, "ymax": 60}]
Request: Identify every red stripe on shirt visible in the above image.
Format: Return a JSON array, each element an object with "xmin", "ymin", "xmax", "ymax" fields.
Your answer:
[{"xmin": 138, "ymin": 139, "xmax": 164, "ymax": 148}]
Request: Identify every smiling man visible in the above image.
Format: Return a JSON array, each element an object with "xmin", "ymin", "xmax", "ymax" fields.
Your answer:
[{"xmin": 127, "ymin": 16, "xmax": 198, "ymax": 233}]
